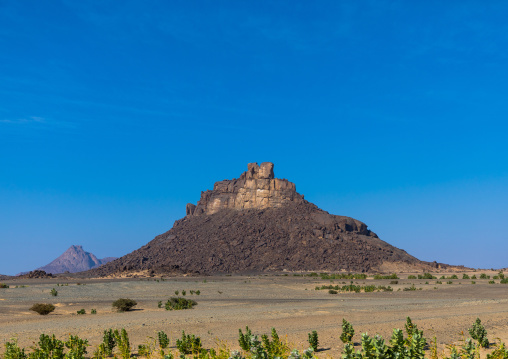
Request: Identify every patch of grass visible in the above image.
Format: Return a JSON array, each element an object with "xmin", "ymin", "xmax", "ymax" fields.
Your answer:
[{"xmin": 77, "ymin": 309, "xmax": 86, "ymax": 315}]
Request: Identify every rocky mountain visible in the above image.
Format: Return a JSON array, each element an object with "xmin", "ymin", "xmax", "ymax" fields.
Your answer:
[
  {"xmin": 90, "ymin": 162, "xmax": 446, "ymax": 276},
  {"xmin": 35, "ymin": 245, "xmax": 116, "ymax": 274}
]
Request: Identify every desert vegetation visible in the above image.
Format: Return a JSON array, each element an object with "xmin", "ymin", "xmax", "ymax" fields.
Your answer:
[
  {"xmin": 112, "ymin": 299, "xmax": 137, "ymax": 312},
  {"xmin": 29, "ymin": 303, "xmax": 56, "ymax": 315},
  {"xmin": 1, "ymin": 317, "xmax": 505, "ymax": 359}
]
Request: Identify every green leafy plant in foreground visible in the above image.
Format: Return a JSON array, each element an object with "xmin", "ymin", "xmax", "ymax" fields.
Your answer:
[
  {"xmin": 340, "ymin": 318, "xmax": 355, "ymax": 344},
  {"xmin": 114, "ymin": 328, "xmax": 131, "ymax": 359},
  {"xmin": 307, "ymin": 330, "xmax": 319, "ymax": 352},
  {"xmin": 469, "ymin": 318, "xmax": 489, "ymax": 348},
  {"xmin": 4, "ymin": 338, "xmax": 27, "ymax": 359},
  {"xmin": 176, "ymin": 331, "xmax": 202, "ymax": 355}
]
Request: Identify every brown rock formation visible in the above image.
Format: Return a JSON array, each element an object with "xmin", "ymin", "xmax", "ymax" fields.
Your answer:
[
  {"xmin": 87, "ymin": 162, "xmax": 442, "ymax": 277},
  {"xmin": 187, "ymin": 162, "xmax": 304, "ymax": 216}
]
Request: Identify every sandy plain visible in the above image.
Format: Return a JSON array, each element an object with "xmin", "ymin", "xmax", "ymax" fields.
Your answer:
[{"xmin": 1, "ymin": 271, "xmax": 508, "ymax": 357}]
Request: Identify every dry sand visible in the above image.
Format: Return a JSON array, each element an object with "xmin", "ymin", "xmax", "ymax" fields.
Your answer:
[{"xmin": 1, "ymin": 271, "xmax": 508, "ymax": 357}]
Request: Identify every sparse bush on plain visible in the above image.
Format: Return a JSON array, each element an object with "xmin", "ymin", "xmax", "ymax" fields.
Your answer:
[
  {"xmin": 374, "ymin": 273, "xmax": 399, "ymax": 280},
  {"xmin": 112, "ymin": 298, "xmax": 137, "ymax": 312},
  {"xmin": 0, "ymin": 283, "xmax": 9, "ymax": 288},
  {"xmin": 30, "ymin": 303, "xmax": 56, "ymax": 315},
  {"xmin": 165, "ymin": 297, "xmax": 197, "ymax": 310},
  {"xmin": 50, "ymin": 288, "xmax": 58, "ymax": 296},
  {"xmin": 77, "ymin": 309, "xmax": 86, "ymax": 315}
]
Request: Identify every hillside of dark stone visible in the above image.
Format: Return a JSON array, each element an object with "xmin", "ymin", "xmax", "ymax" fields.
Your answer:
[{"xmin": 89, "ymin": 201, "xmax": 425, "ymax": 276}]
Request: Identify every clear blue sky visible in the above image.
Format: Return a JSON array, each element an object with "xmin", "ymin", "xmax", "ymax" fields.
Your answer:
[{"xmin": 1, "ymin": 1, "xmax": 507, "ymax": 275}]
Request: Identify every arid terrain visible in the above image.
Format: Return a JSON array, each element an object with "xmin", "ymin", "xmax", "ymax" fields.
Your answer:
[{"xmin": 1, "ymin": 270, "xmax": 508, "ymax": 357}]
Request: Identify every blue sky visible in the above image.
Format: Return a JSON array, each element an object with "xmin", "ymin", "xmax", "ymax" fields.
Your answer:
[{"xmin": 1, "ymin": 1, "xmax": 507, "ymax": 275}]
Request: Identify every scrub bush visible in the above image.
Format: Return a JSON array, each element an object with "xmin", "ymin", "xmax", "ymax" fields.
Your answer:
[
  {"xmin": 112, "ymin": 298, "xmax": 137, "ymax": 312},
  {"xmin": 30, "ymin": 303, "xmax": 56, "ymax": 315}
]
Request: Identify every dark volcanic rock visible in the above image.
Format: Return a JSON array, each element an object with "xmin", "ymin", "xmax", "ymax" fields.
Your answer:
[
  {"xmin": 89, "ymin": 162, "xmax": 429, "ymax": 277},
  {"xmin": 19, "ymin": 270, "xmax": 54, "ymax": 279},
  {"xmin": 34, "ymin": 245, "xmax": 117, "ymax": 274}
]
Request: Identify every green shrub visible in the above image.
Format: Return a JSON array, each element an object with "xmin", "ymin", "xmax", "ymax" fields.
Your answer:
[
  {"xmin": 175, "ymin": 290, "xmax": 179, "ymax": 295},
  {"xmin": 114, "ymin": 328, "xmax": 131, "ymax": 359},
  {"xmin": 480, "ymin": 273, "xmax": 489, "ymax": 279},
  {"xmin": 77, "ymin": 309, "xmax": 86, "ymax": 315},
  {"xmin": 102, "ymin": 329, "xmax": 116, "ymax": 356},
  {"xmin": 340, "ymin": 319, "xmax": 355, "ymax": 344},
  {"xmin": 403, "ymin": 284, "xmax": 417, "ymax": 291},
  {"xmin": 176, "ymin": 331, "xmax": 202, "ymax": 355},
  {"xmin": 408, "ymin": 275, "xmax": 417, "ymax": 279},
  {"xmin": 182, "ymin": 290, "xmax": 186, "ymax": 296},
  {"xmin": 469, "ymin": 318, "xmax": 489, "ymax": 348},
  {"xmin": 239, "ymin": 326, "xmax": 254, "ymax": 351},
  {"xmin": 0, "ymin": 283, "xmax": 9, "ymax": 288},
  {"xmin": 390, "ymin": 280, "xmax": 398, "ymax": 284},
  {"xmin": 196, "ymin": 290, "xmax": 201, "ymax": 295},
  {"xmin": 373, "ymin": 274, "xmax": 398, "ymax": 280},
  {"xmin": 463, "ymin": 274, "xmax": 470, "ymax": 279},
  {"xmin": 501, "ymin": 278, "xmax": 508, "ymax": 284},
  {"xmin": 65, "ymin": 334, "xmax": 88, "ymax": 359},
  {"xmin": 418, "ymin": 273, "xmax": 436, "ymax": 279},
  {"xmin": 158, "ymin": 330, "xmax": 169, "ymax": 350},
  {"xmin": 3, "ymin": 338, "xmax": 27, "ymax": 359},
  {"xmin": 91, "ymin": 309, "xmax": 97, "ymax": 314},
  {"xmin": 328, "ymin": 289, "xmax": 338, "ymax": 294},
  {"xmin": 31, "ymin": 334, "xmax": 64, "ymax": 359},
  {"xmin": 165, "ymin": 297, "xmax": 197, "ymax": 310},
  {"xmin": 471, "ymin": 275, "xmax": 477, "ymax": 279},
  {"xmin": 261, "ymin": 328, "xmax": 289, "ymax": 358},
  {"xmin": 30, "ymin": 303, "xmax": 56, "ymax": 315},
  {"xmin": 307, "ymin": 331, "xmax": 319, "ymax": 351},
  {"xmin": 112, "ymin": 298, "xmax": 137, "ymax": 312},
  {"xmin": 50, "ymin": 288, "xmax": 58, "ymax": 297},
  {"xmin": 450, "ymin": 274, "xmax": 458, "ymax": 279},
  {"xmin": 489, "ymin": 280, "xmax": 495, "ymax": 284}
]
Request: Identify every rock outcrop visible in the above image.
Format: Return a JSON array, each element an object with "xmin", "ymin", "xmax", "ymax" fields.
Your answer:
[
  {"xmin": 18, "ymin": 270, "xmax": 54, "ymax": 279},
  {"xmin": 187, "ymin": 162, "xmax": 305, "ymax": 216},
  {"xmin": 87, "ymin": 162, "xmax": 442, "ymax": 276}
]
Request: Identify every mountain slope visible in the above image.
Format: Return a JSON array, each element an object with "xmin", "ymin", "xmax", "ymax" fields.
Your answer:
[
  {"xmin": 37, "ymin": 245, "xmax": 116, "ymax": 274},
  {"xmin": 89, "ymin": 162, "xmax": 445, "ymax": 276}
]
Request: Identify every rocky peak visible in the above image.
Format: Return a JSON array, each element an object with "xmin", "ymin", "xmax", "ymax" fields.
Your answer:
[{"xmin": 186, "ymin": 162, "xmax": 305, "ymax": 216}]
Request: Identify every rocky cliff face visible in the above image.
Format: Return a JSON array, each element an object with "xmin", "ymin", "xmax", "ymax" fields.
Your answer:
[
  {"xmin": 87, "ymin": 162, "xmax": 441, "ymax": 277},
  {"xmin": 186, "ymin": 162, "xmax": 305, "ymax": 216}
]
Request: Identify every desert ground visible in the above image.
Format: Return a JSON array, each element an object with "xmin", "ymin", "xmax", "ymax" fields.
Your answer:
[{"xmin": 1, "ymin": 271, "xmax": 508, "ymax": 357}]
